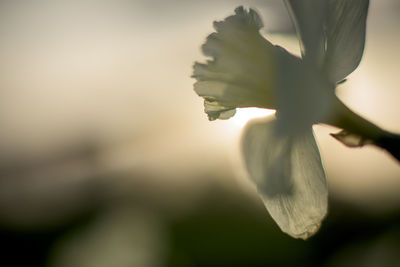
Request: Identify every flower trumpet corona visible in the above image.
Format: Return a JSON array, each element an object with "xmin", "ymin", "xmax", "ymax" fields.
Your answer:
[{"xmin": 192, "ymin": 1, "xmax": 400, "ymax": 239}]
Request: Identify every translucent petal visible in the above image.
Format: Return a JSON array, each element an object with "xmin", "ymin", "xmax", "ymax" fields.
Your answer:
[
  {"xmin": 323, "ymin": 0, "xmax": 369, "ymax": 82},
  {"xmin": 192, "ymin": 6, "xmax": 292, "ymax": 120},
  {"xmin": 242, "ymin": 118, "xmax": 327, "ymax": 239},
  {"xmin": 284, "ymin": 0, "xmax": 327, "ymax": 64}
]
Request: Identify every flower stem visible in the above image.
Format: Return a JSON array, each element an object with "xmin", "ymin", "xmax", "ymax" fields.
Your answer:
[{"xmin": 323, "ymin": 96, "xmax": 400, "ymax": 163}]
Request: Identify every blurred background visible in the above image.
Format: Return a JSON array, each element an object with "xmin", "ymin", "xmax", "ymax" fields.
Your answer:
[{"xmin": 0, "ymin": 0, "xmax": 399, "ymax": 266}]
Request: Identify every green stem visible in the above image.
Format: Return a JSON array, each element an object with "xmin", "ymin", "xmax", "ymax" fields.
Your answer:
[{"xmin": 322, "ymin": 96, "xmax": 400, "ymax": 163}]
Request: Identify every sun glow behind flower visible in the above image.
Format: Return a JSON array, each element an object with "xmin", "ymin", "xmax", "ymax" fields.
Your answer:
[{"xmin": 231, "ymin": 108, "xmax": 276, "ymax": 127}]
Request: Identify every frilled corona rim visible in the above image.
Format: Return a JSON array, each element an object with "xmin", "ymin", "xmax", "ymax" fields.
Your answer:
[{"xmin": 192, "ymin": 7, "xmax": 287, "ymax": 120}]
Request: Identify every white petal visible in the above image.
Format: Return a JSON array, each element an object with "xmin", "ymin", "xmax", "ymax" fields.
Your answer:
[
  {"xmin": 192, "ymin": 6, "xmax": 296, "ymax": 120},
  {"xmin": 284, "ymin": 0, "xmax": 327, "ymax": 64},
  {"xmin": 242, "ymin": 118, "xmax": 327, "ymax": 239},
  {"xmin": 323, "ymin": 0, "xmax": 369, "ymax": 82}
]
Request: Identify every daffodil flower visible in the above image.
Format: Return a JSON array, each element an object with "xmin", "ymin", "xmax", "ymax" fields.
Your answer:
[{"xmin": 192, "ymin": 1, "xmax": 400, "ymax": 239}]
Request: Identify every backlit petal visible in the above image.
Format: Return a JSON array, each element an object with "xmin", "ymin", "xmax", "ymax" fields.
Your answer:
[
  {"xmin": 284, "ymin": 0, "xmax": 327, "ymax": 64},
  {"xmin": 323, "ymin": 0, "xmax": 369, "ymax": 82},
  {"xmin": 242, "ymin": 118, "xmax": 328, "ymax": 239}
]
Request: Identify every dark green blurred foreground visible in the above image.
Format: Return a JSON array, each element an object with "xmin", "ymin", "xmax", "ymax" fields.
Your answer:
[{"xmin": 1, "ymin": 162, "xmax": 400, "ymax": 267}]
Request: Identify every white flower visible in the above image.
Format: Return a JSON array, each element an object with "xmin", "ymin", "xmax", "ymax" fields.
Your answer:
[{"xmin": 192, "ymin": 1, "xmax": 369, "ymax": 239}]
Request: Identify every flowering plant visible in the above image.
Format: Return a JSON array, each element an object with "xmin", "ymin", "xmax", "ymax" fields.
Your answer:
[{"xmin": 192, "ymin": 0, "xmax": 399, "ymax": 239}]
